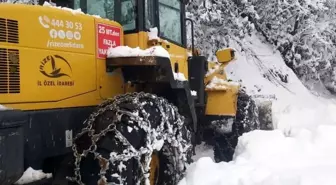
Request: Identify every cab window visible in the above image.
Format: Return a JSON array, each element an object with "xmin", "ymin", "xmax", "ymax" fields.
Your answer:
[
  {"xmin": 121, "ymin": 0, "xmax": 136, "ymax": 31},
  {"xmin": 158, "ymin": 0, "xmax": 182, "ymax": 44},
  {"xmin": 145, "ymin": 0, "xmax": 155, "ymax": 29},
  {"xmin": 74, "ymin": 0, "xmax": 136, "ymax": 31}
]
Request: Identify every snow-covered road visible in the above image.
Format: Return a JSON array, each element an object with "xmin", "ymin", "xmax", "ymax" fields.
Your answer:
[{"xmin": 178, "ymin": 33, "xmax": 336, "ymax": 185}]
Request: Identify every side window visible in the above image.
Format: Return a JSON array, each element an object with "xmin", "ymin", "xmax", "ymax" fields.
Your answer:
[
  {"xmin": 121, "ymin": 0, "xmax": 136, "ymax": 31},
  {"xmin": 85, "ymin": 0, "xmax": 115, "ymax": 20},
  {"xmin": 145, "ymin": 0, "xmax": 155, "ymax": 29},
  {"xmin": 158, "ymin": 0, "xmax": 182, "ymax": 44}
]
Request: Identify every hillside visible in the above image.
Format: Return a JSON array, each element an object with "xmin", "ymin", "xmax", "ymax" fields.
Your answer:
[
  {"xmin": 178, "ymin": 30, "xmax": 336, "ymax": 185},
  {"xmin": 179, "ymin": 1, "xmax": 336, "ymax": 185},
  {"xmin": 186, "ymin": 0, "xmax": 336, "ymax": 97}
]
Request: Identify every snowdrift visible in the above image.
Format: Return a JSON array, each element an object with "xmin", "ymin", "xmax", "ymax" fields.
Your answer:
[
  {"xmin": 225, "ymin": 33, "xmax": 336, "ymax": 132},
  {"xmin": 178, "ymin": 33, "xmax": 336, "ymax": 185}
]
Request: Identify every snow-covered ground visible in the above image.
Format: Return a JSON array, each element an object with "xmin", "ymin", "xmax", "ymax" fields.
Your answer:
[{"xmin": 178, "ymin": 33, "xmax": 336, "ymax": 185}]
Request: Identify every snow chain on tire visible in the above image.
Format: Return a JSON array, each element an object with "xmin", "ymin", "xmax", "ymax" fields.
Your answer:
[{"xmin": 67, "ymin": 92, "xmax": 192, "ymax": 185}]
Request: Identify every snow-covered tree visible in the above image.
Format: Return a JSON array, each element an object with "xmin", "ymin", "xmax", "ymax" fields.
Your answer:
[
  {"xmin": 186, "ymin": 0, "xmax": 336, "ymax": 95},
  {"xmin": 186, "ymin": 0, "xmax": 254, "ymax": 61},
  {"xmin": 237, "ymin": 0, "xmax": 336, "ymax": 94}
]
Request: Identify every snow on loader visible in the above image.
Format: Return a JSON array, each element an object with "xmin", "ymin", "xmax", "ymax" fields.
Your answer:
[{"xmin": 0, "ymin": 0, "xmax": 272, "ymax": 185}]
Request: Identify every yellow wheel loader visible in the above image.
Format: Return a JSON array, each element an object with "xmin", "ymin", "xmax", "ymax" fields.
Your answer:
[{"xmin": 0, "ymin": 0, "xmax": 272, "ymax": 185}]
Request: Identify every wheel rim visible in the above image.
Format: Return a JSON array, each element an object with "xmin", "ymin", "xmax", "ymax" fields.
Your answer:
[{"xmin": 149, "ymin": 152, "xmax": 160, "ymax": 185}]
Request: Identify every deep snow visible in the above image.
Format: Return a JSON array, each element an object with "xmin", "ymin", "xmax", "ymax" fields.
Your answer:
[{"xmin": 178, "ymin": 33, "xmax": 336, "ymax": 185}]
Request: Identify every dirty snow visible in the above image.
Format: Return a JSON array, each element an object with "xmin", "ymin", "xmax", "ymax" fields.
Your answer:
[
  {"xmin": 174, "ymin": 72, "xmax": 187, "ymax": 81},
  {"xmin": 148, "ymin": 27, "xmax": 159, "ymax": 40},
  {"xmin": 180, "ymin": 33, "xmax": 336, "ymax": 185},
  {"xmin": 15, "ymin": 167, "xmax": 52, "ymax": 185},
  {"xmin": 107, "ymin": 46, "xmax": 170, "ymax": 58}
]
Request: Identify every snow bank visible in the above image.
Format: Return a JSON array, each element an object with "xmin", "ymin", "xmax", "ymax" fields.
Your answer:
[
  {"xmin": 180, "ymin": 125, "xmax": 336, "ymax": 185},
  {"xmin": 15, "ymin": 167, "xmax": 52, "ymax": 185},
  {"xmin": 234, "ymin": 126, "xmax": 336, "ymax": 164},
  {"xmin": 224, "ymin": 33, "xmax": 336, "ymax": 132},
  {"xmin": 180, "ymin": 32, "xmax": 336, "ymax": 185},
  {"xmin": 107, "ymin": 46, "xmax": 170, "ymax": 58}
]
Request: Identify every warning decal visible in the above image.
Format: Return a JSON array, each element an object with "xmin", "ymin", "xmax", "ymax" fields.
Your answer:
[{"xmin": 96, "ymin": 23, "xmax": 121, "ymax": 59}]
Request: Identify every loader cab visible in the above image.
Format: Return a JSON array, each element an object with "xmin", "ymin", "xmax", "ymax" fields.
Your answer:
[{"xmin": 72, "ymin": 0, "xmax": 187, "ymax": 48}]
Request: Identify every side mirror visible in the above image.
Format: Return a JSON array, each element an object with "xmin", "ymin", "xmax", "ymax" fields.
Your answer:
[
  {"xmin": 185, "ymin": 18, "xmax": 195, "ymax": 56},
  {"xmin": 216, "ymin": 48, "xmax": 236, "ymax": 63}
]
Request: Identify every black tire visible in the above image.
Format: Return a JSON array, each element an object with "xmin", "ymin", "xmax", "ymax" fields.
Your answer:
[
  {"xmin": 70, "ymin": 92, "xmax": 192, "ymax": 185},
  {"xmin": 213, "ymin": 88, "xmax": 260, "ymax": 162}
]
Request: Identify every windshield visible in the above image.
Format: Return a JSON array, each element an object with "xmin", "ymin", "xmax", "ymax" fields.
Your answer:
[
  {"xmin": 158, "ymin": 0, "xmax": 182, "ymax": 44},
  {"xmin": 144, "ymin": 0, "xmax": 183, "ymax": 45},
  {"xmin": 74, "ymin": 0, "xmax": 136, "ymax": 31}
]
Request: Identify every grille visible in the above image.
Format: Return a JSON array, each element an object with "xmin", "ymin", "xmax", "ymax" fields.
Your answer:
[
  {"xmin": 0, "ymin": 48, "xmax": 20, "ymax": 94},
  {"xmin": 0, "ymin": 18, "xmax": 19, "ymax": 44}
]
